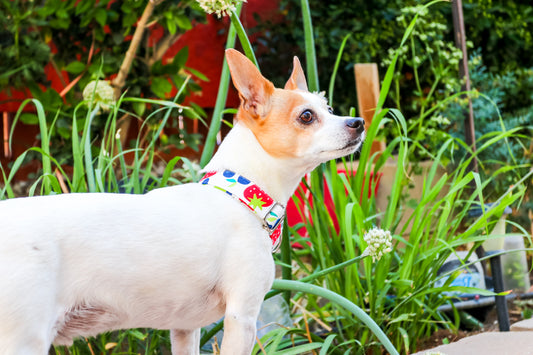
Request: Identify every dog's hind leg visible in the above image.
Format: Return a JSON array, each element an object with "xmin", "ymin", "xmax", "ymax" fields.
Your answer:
[{"xmin": 170, "ymin": 328, "xmax": 200, "ymax": 355}]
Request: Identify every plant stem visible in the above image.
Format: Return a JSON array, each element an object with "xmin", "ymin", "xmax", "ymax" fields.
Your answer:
[
  {"xmin": 200, "ymin": 3, "xmax": 243, "ymax": 167},
  {"xmin": 229, "ymin": 9, "xmax": 258, "ymax": 68},
  {"xmin": 280, "ymin": 222, "xmax": 292, "ymax": 305},
  {"xmin": 271, "ymin": 280, "xmax": 399, "ymax": 355},
  {"xmin": 300, "ymin": 0, "xmax": 319, "ymax": 92},
  {"xmin": 266, "ymin": 254, "xmax": 367, "ymax": 300}
]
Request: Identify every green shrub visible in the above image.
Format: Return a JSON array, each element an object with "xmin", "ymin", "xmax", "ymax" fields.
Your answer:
[{"xmin": 442, "ymin": 52, "xmax": 533, "ymax": 229}]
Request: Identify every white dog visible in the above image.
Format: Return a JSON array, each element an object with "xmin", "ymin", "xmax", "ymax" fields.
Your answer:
[{"xmin": 0, "ymin": 49, "xmax": 365, "ymax": 355}]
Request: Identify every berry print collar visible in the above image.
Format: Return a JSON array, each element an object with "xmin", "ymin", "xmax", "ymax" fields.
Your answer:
[{"xmin": 200, "ymin": 170, "xmax": 284, "ymax": 252}]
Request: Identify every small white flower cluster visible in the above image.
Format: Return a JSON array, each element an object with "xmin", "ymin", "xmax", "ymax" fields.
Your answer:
[
  {"xmin": 196, "ymin": 0, "xmax": 245, "ymax": 18},
  {"xmin": 362, "ymin": 227, "xmax": 393, "ymax": 262},
  {"xmin": 82, "ymin": 80, "xmax": 115, "ymax": 112}
]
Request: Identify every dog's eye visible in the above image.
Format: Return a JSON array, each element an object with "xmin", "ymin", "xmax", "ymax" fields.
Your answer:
[
  {"xmin": 299, "ymin": 110, "xmax": 315, "ymax": 124},
  {"xmin": 327, "ymin": 106, "xmax": 334, "ymax": 114}
]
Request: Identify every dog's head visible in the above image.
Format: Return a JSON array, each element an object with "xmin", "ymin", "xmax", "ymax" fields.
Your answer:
[{"xmin": 225, "ymin": 49, "xmax": 365, "ymax": 167}]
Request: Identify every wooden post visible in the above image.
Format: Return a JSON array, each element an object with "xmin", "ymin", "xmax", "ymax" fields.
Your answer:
[
  {"xmin": 451, "ymin": 0, "xmax": 478, "ymax": 173},
  {"xmin": 354, "ymin": 63, "xmax": 385, "ymax": 156}
]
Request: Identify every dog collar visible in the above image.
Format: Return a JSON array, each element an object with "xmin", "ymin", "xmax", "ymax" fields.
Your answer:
[{"xmin": 200, "ymin": 170, "xmax": 284, "ymax": 252}]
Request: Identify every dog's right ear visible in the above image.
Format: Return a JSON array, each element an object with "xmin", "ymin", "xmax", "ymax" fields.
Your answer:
[
  {"xmin": 225, "ymin": 49, "xmax": 275, "ymax": 118},
  {"xmin": 284, "ymin": 56, "xmax": 308, "ymax": 91}
]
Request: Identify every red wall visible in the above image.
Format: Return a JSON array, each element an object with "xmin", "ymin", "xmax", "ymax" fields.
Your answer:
[{"xmin": 0, "ymin": 0, "xmax": 282, "ymax": 180}]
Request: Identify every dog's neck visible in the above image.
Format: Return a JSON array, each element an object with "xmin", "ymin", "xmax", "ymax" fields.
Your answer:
[{"xmin": 203, "ymin": 122, "xmax": 310, "ymax": 205}]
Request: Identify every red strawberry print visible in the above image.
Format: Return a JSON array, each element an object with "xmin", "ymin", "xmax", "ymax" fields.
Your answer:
[{"xmin": 243, "ymin": 185, "xmax": 273, "ymax": 211}]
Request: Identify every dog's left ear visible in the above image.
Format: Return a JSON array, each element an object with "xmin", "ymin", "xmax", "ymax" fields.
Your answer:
[
  {"xmin": 284, "ymin": 56, "xmax": 308, "ymax": 91},
  {"xmin": 225, "ymin": 49, "xmax": 275, "ymax": 118}
]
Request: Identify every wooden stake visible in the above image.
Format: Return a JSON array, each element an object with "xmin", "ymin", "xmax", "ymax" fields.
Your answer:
[
  {"xmin": 3, "ymin": 112, "xmax": 11, "ymax": 158},
  {"xmin": 354, "ymin": 63, "xmax": 385, "ymax": 156}
]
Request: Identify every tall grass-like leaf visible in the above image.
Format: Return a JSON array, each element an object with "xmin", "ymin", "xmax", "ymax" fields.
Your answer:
[
  {"xmin": 300, "ymin": 0, "xmax": 319, "ymax": 92},
  {"xmin": 0, "ymin": 151, "xmax": 29, "ymax": 199},
  {"xmin": 328, "ymin": 34, "xmax": 350, "ymax": 104},
  {"xmin": 83, "ymin": 105, "xmax": 100, "ymax": 192},
  {"xmin": 230, "ymin": 9, "xmax": 259, "ymax": 68},
  {"xmin": 9, "ymin": 99, "xmax": 53, "ymax": 194},
  {"xmin": 200, "ymin": 2, "xmax": 243, "ymax": 167}
]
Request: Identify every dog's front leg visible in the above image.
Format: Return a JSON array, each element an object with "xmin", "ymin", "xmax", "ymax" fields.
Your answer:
[
  {"xmin": 219, "ymin": 298, "xmax": 263, "ymax": 355},
  {"xmin": 170, "ymin": 328, "xmax": 200, "ymax": 355}
]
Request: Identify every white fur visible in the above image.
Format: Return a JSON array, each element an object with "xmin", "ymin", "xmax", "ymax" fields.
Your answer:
[{"xmin": 0, "ymin": 53, "xmax": 364, "ymax": 355}]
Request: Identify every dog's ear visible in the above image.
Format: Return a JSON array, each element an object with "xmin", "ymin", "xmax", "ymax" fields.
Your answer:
[
  {"xmin": 284, "ymin": 56, "xmax": 308, "ymax": 91},
  {"xmin": 225, "ymin": 49, "xmax": 275, "ymax": 118}
]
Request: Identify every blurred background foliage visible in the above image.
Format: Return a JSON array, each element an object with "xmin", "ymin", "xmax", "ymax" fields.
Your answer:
[
  {"xmin": 252, "ymin": 0, "xmax": 533, "ymax": 229},
  {"xmin": 1, "ymin": 0, "xmax": 208, "ymax": 164}
]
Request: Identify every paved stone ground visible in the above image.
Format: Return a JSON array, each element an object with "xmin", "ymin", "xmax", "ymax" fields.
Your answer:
[
  {"xmin": 413, "ymin": 319, "xmax": 533, "ymax": 355},
  {"xmin": 511, "ymin": 318, "xmax": 533, "ymax": 332}
]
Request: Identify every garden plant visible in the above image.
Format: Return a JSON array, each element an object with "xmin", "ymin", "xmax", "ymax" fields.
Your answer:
[{"xmin": 1, "ymin": 0, "xmax": 532, "ymax": 354}]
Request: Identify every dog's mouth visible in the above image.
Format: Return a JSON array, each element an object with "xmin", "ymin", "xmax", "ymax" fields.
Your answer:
[
  {"xmin": 342, "ymin": 138, "xmax": 362, "ymax": 150},
  {"xmin": 317, "ymin": 136, "xmax": 364, "ymax": 158},
  {"xmin": 341, "ymin": 133, "xmax": 365, "ymax": 152}
]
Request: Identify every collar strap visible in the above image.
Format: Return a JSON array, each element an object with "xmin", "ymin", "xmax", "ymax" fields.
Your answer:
[{"xmin": 200, "ymin": 170, "xmax": 284, "ymax": 252}]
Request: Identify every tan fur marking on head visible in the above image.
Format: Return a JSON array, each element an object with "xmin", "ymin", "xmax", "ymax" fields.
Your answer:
[{"xmin": 238, "ymin": 89, "xmax": 318, "ymax": 159}]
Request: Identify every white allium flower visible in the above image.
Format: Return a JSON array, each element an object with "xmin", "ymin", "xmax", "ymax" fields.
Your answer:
[
  {"xmin": 83, "ymin": 80, "xmax": 115, "ymax": 112},
  {"xmin": 362, "ymin": 228, "xmax": 393, "ymax": 262},
  {"xmin": 196, "ymin": 0, "xmax": 245, "ymax": 18}
]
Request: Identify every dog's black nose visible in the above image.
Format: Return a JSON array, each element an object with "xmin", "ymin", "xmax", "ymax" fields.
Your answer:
[{"xmin": 346, "ymin": 117, "xmax": 365, "ymax": 133}]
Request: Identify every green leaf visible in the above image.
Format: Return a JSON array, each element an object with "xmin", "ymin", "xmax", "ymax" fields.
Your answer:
[
  {"xmin": 176, "ymin": 14, "xmax": 192, "ymax": 30},
  {"xmin": 94, "ymin": 8, "xmax": 107, "ymax": 27},
  {"xmin": 64, "ymin": 61, "xmax": 85, "ymax": 74},
  {"xmin": 389, "ymin": 313, "xmax": 414, "ymax": 324},
  {"xmin": 173, "ymin": 47, "xmax": 189, "ymax": 71},
  {"xmin": 75, "ymin": 0, "xmax": 94, "ymax": 16},
  {"xmin": 186, "ymin": 66, "xmax": 209, "ymax": 82},
  {"xmin": 166, "ymin": 17, "xmax": 177, "ymax": 35},
  {"xmin": 276, "ymin": 343, "xmax": 323, "ymax": 355},
  {"xmin": 132, "ymin": 101, "xmax": 146, "ymax": 117},
  {"xmin": 319, "ymin": 334, "xmax": 337, "ymax": 355},
  {"xmin": 125, "ymin": 329, "xmax": 148, "ymax": 341},
  {"xmin": 151, "ymin": 77, "xmax": 173, "ymax": 98},
  {"xmin": 20, "ymin": 113, "xmax": 39, "ymax": 125}
]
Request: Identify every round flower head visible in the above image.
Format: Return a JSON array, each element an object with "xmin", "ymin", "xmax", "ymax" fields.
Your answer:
[
  {"xmin": 82, "ymin": 80, "xmax": 115, "ymax": 112},
  {"xmin": 196, "ymin": 0, "xmax": 245, "ymax": 18},
  {"xmin": 362, "ymin": 228, "xmax": 393, "ymax": 262}
]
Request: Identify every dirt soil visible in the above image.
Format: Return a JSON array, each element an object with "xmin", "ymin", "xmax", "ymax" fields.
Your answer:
[{"xmin": 416, "ymin": 285, "xmax": 533, "ymax": 352}]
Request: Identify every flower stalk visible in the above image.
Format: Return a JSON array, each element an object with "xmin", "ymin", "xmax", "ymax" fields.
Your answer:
[{"xmin": 199, "ymin": 0, "xmax": 258, "ymax": 166}]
